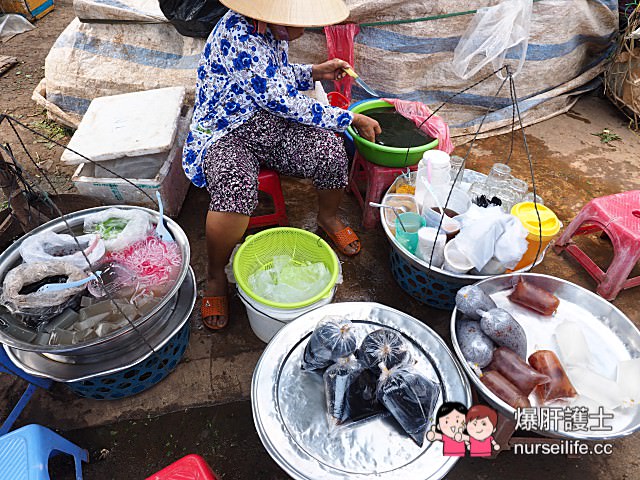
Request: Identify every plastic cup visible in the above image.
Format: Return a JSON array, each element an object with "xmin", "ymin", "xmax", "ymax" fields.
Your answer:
[
  {"xmin": 511, "ymin": 202, "xmax": 562, "ymax": 270},
  {"xmin": 443, "ymin": 239, "xmax": 474, "ymax": 273},
  {"xmin": 395, "ymin": 212, "xmax": 426, "ymax": 254}
]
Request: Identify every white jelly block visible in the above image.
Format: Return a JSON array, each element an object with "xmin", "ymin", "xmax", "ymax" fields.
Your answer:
[
  {"xmin": 554, "ymin": 321, "xmax": 591, "ymax": 367},
  {"xmin": 616, "ymin": 358, "xmax": 640, "ymax": 402},
  {"xmin": 567, "ymin": 366, "xmax": 623, "ymax": 410}
]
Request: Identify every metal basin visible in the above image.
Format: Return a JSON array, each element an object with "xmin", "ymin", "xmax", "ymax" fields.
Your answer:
[
  {"xmin": 450, "ymin": 273, "xmax": 640, "ymax": 440},
  {"xmin": 0, "ymin": 206, "xmax": 191, "ymax": 357}
]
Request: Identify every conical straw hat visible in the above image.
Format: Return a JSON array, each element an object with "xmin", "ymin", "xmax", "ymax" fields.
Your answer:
[{"xmin": 220, "ymin": 0, "xmax": 349, "ymax": 27}]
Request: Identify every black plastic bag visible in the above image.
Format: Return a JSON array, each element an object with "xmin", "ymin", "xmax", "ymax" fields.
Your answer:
[
  {"xmin": 377, "ymin": 366, "xmax": 441, "ymax": 447},
  {"xmin": 323, "ymin": 355, "xmax": 363, "ymax": 425},
  {"xmin": 159, "ymin": 0, "xmax": 228, "ymax": 38},
  {"xmin": 347, "ymin": 367, "xmax": 386, "ymax": 422},
  {"xmin": 358, "ymin": 328, "xmax": 411, "ymax": 374},
  {"xmin": 301, "ymin": 316, "xmax": 357, "ymax": 372}
]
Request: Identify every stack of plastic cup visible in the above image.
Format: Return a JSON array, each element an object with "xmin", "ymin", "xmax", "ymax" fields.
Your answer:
[{"xmin": 395, "ymin": 212, "xmax": 426, "ymax": 254}]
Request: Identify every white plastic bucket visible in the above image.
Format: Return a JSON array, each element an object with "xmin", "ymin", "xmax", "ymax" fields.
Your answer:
[{"xmin": 237, "ymin": 286, "xmax": 336, "ymax": 343}]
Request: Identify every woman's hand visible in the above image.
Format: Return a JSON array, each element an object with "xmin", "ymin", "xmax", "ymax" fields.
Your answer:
[
  {"xmin": 312, "ymin": 58, "xmax": 351, "ymax": 81},
  {"xmin": 352, "ymin": 113, "xmax": 381, "ymax": 142}
]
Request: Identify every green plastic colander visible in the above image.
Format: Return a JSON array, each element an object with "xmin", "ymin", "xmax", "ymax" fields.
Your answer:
[{"xmin": 233, "ymin": 227, "xmax": 340, "ymax": 309}]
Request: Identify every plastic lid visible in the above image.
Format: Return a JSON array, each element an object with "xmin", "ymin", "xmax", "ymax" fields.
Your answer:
[
  {"xmin": 511, "ymin": 202, "xmax": 561, "ymax": 237},
  {"xmin": 420, "ymin": 150, "xmax": 450, "ymax": 168}
]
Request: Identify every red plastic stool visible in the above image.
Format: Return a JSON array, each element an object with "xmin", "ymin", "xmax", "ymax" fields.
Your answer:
[
  {"xmin": 348, "ymin": 151, "xmax": 419, "ymax": 229},
  {"xmin": 146, "ymin": 454, "xmax": 219, "ymax": 480},
  {"xmin": 554, "ymin": 190, "xmax": 640, "ymax": 300},
  {"xmin": 248, "ymin": 169, "xmax": 289, "ymax": 229}
]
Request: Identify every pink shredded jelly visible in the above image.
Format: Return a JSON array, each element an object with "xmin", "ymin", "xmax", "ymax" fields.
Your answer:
[{"xmin": 105, "ymin": 236, "xmax": 182, "ymax": 295}]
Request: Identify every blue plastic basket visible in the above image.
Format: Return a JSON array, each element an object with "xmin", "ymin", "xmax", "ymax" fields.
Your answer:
[
  {"xmin": 389, "ymin": 248, "xmax": 475, "ymax": 310},
  {"xmin": 67, "ymin": 322, "xmax": 190, "ymax": 400}
]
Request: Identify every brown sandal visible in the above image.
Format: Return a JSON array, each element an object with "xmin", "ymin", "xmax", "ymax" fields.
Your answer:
[
  {"xmin": 320, "ymin": 225, "xmax": 361, "ymax": 256},
  {"xmin": 201, "ymin": 296, "xmax": 229, "ymax": 330}
]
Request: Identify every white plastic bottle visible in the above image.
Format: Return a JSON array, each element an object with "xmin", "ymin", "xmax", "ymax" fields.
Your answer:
[{"xmin": 414, "ymin": 150, "xmax": 451, "ymax": 211}]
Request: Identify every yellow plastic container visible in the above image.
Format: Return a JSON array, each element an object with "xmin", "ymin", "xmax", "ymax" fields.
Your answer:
[{"xmin": 511, "ymin": 202, "xmax": 561, "ymax": 270}]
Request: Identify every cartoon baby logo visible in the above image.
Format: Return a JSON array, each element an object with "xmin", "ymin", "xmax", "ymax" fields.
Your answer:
[
  {"xmin": 427, "ymin": 403, "xmax": 500, "ymax": 457},
  {"xmin": 426, "ymin": 402, "xmax": 468, "ymax": 456}
]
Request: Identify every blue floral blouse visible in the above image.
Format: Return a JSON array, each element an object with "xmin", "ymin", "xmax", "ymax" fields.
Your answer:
[{"xmin": 182, "ymin": 11, "xmax": 355, "ymax": 187}]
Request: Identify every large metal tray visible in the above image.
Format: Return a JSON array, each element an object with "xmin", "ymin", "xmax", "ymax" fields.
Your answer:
[
  {"xmin": 252, "ymin": 302, "xmax": 471, "ymax": 480},
  {"xmin": 4, "ymin": 268, "xmax": 196, "ymax": 382},
  {"xmin": 450, "ymin": 273, "xmax": 640, "ymax": 440}
]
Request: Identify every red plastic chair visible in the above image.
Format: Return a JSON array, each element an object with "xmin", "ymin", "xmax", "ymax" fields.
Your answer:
[
  {"xmin": 554, "ymin": 190, "xmax": 640, "ymax": 300},
  {"xmin": 248, "ymin": 169, "xmax": 289, "ymax": 229},
  {"xmin": 146, "ymin": 454, "xmax": 219, "ymax": 480},
  {"xmin": 348, "ymin": 151, "xmax": 419, "ymax": 229}
]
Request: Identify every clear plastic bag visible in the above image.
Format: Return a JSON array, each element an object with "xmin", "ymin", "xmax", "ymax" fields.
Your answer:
[
  {"xmin": 0, "ymin": 261, "xmax": 88, "ymax": 322},
  {"xmin": 19, "ymin": 232, "xmax": 105, "ymax": 270},
  {"xmin": 478, "ymin": 308, "xmax": 528, "ymax": 359},
  {"xmin": 323, "ymin": 355, "xmax": 364, "ymax": 426},
  {"xmin": 488, "ymin": 346, "xmax": 550, "ymax": 395},
  {"xmin": 359, "ymin": 328, "xmax": 411, "ymax": 374},
  {"xmin": 456, "ymin": 319, "xmax": 495, "ymax": 368},
  {"xmin": 455, "ymin": 285, "xmax": 496, "ymax": 321},
  {"xmin": 452, "ymin": 0, "xmax": 533, "ymax": 79},
  {"xmin": 301, "ymin": 317, "xmax": 357, "ymax": 371},
  {"xmin": 377, "ymin": 365, "xmax": 441, "ymax": 447},
  {"xmin": 528, "ymin": 350, "xmax": 577, "ymax": 404},
  {"xmin": 83, "ymin": 208, "xmax": 153, "ymax": 252}
]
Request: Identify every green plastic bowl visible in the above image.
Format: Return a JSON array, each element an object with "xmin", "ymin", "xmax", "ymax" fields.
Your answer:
[{"xmin": 347, "ymin": 99, "xmax": 439, "ymax": 167}]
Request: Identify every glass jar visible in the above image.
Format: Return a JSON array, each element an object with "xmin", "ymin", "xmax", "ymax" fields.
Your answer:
[
  {"xmin": 450, "ymin": 155, "xmax": 465, "ymax": 185},
  {"xmin": 509, "ymin": 177, "xmax": 529, "ymax": 203},
  {"xmin": 486, "ymin": 163, "xmax": 512, "ymax": 187}
]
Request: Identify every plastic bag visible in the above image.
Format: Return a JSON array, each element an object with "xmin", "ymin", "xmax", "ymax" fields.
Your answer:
[
  {"xmin": 1, "ymin": 261, "xmax": 88, "ymax": 321},
  {"xmin": 20, "ymin": 232, "xmax": 105, "ymax": 270},
  {"xmin": 455, "ymin": 285, "xmax": 496, "ymax": 320},
  {"xmin": 301, "ymin": 317, "xmax": 357, "ymax": 371},
  {"xmin": 454, "ymin": 205, "xmax": 529, "ymax": 271},
  {"xmin": 248, "ymin": 255, "xmax": 331, "ymax": 304},
  {"xmin": 159, "ymin": 0, "xmax": 228, "ymax": 38},
  {"xmin": 323, "ymin": 355, "xmax": 364, "ymax": 426},
  {"xmin": 488, "ymin": 347, "xmax": 550, "ymax": 395},
  {"xmin": 84, "ymin": 208, "xmax": 153, "ymax": 252},
  {"xmin": 377, "ymin": 365, "xmax": 441, "ymax": 447},
  {"xmin": 479, "ymin": 308, "xmax": 527, "ymax": 359},
  {"xmin": 452, "ymin": 0, "xmax": 533, "ymax": 79},
  {"xmin": 456, "ymin": 319, "xmax": 495, "ymax": 368},
  {"xmin": 382, "ymin": 99, "xmax": 454, "ymax": 154},
  {"xmin": 481, "ymin": 370, "xmax": 531, "ymax": 408},
  {"xmin": 0, "ymin": 14, "xmax": 34, "ymax": 43},
  {"xmin": 359, "ymin": 328, "xmax": 411, "ymax": 374},
  {"xmin": 324, "ymin": 24, "xmax": 361, "ymax": 103},
  {"xmin": 528, "ymin": 350, "xmax": 577, "ymax": 404},
  {"xmin": 347, "ymin": 368, "xmax": 387, "ymax": 423},
  {"xmin": 508, "ymin": 279, "xmax": 560, "ymax": 316}
]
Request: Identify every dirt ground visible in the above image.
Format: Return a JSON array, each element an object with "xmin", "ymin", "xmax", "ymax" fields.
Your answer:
[{"xmin": 2, "ymin": 4, "xmax": 640, "ymax": 480}]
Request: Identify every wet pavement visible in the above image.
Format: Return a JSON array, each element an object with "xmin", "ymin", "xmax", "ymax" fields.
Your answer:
[{"xmin": 3, "ymin": 93, "xmax": 640, "ymax": 480}]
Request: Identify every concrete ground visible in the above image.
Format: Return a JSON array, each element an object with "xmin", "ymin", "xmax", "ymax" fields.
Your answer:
[{"xmin": 1, "ymin": 4, "xmax": 640, "ymax": 479}]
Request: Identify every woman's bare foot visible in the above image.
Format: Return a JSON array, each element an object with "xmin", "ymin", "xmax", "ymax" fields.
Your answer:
[
  {"xmin": 202, "ymin": 273, "xmax": 228, "ymax": 329},
  {"xmin": 317, "ymin": 215, "xmax": 360, "ymax": 255}
]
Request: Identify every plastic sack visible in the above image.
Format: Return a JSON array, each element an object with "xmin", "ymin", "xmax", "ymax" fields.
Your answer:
[
  {"xmin": 377, "ymin": 365, "xmax": 441, "ymax": 447},
  {"xmin": 454, "ymin": 205, "xmax": 528, "ymax": 271},
  {"xmin": 452, "ymin": 0, "xmax": 533, "ymax": 79},
  {"xmin": 0, "ymin": 14, "xmax": 34, "ymax": 43},
  {"xmin": 479, "ymin": 308, "xmax": 527, "ymax": 359},
  {"xmin": 528, "ymin": 350, "xmax": 577, "ymax": 404},
  {"xmin": 301, "ymin": 317, "xmax": 357, "ymax": 371},
  {"xmin": 488, "ymin": 347, "xmax": 550, "ymax": 395},
  {"xmin": 346, "ymin": 368, "xmax": 387, "ymax": 423},
  {"xmin": 20, "ymin": 232, "xmax": 105, "ymax": 270},
  {"xmin": 324, "ymin": 24, "xmax": 360, "ymax": 103},
  {"xmin": 323, "ymin": 355, "xmax": 365, "ymax": 426},
  {"xmin": 455, "ymin": 285, "xmax": 497, "ymax": 321},
  {"xmin": 159, "ymin": 0, "xmax": 228, "ymax": 38},
  {"xmin": 83, "ymin": 208, "xmax": 153, "ymax": 252},
  {"xmin": 382, "ymin": 99, "xmax": 454, "ymax": 154},
  {"xmin": 1, "ymin": 261, "xmax": 88, "ymax": 321},
  {"xmin": 359, "ymin": 328, "xmax": 411, "ymax": 374},
  {"xmin": 248, "ymin": 255, "xmax": 332, "ymax": 304}
]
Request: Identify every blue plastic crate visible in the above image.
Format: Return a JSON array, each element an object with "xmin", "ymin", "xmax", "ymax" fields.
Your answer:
[{"xmin": 67, "ymin": 322, "xmax": 190, "ymax": 400}]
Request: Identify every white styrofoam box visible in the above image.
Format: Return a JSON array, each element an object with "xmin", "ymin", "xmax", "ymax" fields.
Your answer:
[
  {"xmin": 61, "ymin": 87, "xmax": 186, "ymax": 165},
  {"xmin": 71, "ymin": 110, "xmax": 192, "ymax": 217}
]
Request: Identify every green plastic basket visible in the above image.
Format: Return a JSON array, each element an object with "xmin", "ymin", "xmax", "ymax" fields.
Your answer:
[{"xmin": 233, "ymin": 227, "xmax": 340, "ymax": 309}]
